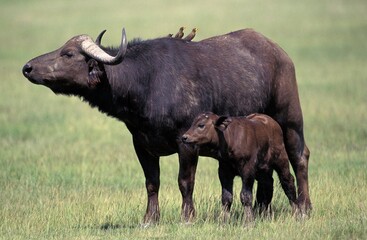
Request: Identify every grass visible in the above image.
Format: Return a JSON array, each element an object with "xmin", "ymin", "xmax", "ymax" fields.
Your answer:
[{"xmin": 1, "ymin": 0, "xmax": 366, "ymax": 239}]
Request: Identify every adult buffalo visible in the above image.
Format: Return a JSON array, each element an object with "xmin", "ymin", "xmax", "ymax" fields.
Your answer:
[{"xmin": 22, "ymin": 27, "xmax": 311, "ymax": 223}]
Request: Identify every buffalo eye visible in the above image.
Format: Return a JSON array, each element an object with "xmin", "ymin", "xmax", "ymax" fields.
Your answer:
[{"xmin": 62, "ymin": 51, "xmax": 75, "ymax": 59}]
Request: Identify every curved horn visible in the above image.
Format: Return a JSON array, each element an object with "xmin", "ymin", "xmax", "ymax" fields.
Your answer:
[
  {"xmin": 81, "ymin": 28, "xmax": 127, "ymax": 65},
  {"xmin": 95, "ymin": 29, "xmax": 106, "ymax": 45}
]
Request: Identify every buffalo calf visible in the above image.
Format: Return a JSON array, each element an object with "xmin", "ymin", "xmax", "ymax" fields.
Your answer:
[{"xmin": 182, "ymin": 112, "xmax": 298, "ymax": 224}]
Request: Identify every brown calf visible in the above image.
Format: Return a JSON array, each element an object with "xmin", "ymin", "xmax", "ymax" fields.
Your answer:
[{"xmin": 182, "ymin": 112, "xmax": 298, "ymax": 224}]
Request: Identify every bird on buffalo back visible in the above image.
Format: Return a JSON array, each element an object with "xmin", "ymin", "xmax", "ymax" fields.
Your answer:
[
  {"xmin": 174, "ymin": 27, "xmax": 185, "ymax": 39},
  {"xmin": 184, "ymin": 28, "xmax": 198, "ymax": 41}
]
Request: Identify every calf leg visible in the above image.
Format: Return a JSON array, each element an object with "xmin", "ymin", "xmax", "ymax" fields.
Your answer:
[
  {"xmin": 254, "ymin": 171, "xmax": 274, "ymax": 217},
  {"xmin": 239, "ymin": 170, "xmax": 255, "ymax": 225},
  {"xmin": 218, "ymin": 161, "xmax": 235, "ymax": 222},
  {"xmin": 133, "ymin": 139, "xmax": 160, "ymax": 225},
  {"xmin": 177, "ymin": 143, "xmax": 199, "ymax": 223}
]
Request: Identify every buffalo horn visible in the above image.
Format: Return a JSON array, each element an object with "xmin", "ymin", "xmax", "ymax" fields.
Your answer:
[
  {"xmin": 81, "ymin": 28, "xmax": 127, "ymax": 65},
  {"xmin": 95, "ymin": 29, "xmax": 107, "ymax": 45}
]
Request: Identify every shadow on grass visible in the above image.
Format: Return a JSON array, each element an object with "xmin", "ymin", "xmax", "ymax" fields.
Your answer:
[
  {"xmin": 97, "ymin": 205, "xmax": 297, "ymax": 230},
  {"xmin": 100, "ymin": 222, "xmax": 124, "ymax": 230}
]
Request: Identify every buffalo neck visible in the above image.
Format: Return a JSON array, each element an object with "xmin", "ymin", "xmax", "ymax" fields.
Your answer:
[{"xmin": 87, "ymin": 61, "xmax": 152, "ymax": 129}]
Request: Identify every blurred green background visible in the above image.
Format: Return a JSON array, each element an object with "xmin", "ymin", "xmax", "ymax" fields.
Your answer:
[{"xmin": 1, "ymin": 0, "xmax": 366, "ymax": 239}]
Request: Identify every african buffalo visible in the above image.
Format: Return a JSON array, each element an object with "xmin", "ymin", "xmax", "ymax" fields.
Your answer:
[
  {"xmin": 22, "ymin": 27, "xmax": 311, "ymax": 224},
  {"xmin": 182, "ymin": 112, "xmax": 298, "ymax": 224}
]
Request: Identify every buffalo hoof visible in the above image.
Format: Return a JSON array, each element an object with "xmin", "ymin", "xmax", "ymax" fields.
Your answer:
[
  {"xmin": 140, "ymin": 222, "xmax": 155, "ymax": 229},
  {"xmin": 220, "ymin": 210, "xmax": 231, "ymax": 224},
  {"xmin": 180, "ymin": 221, "xmax": 194, "ymax": 227},
  {"xmin": 255, "ymin": 204, "xmax": 273, "ymax": 219},
  {"xmin": 180, "ymin": 215, "xmax": 195, "ymax": 225},
  {"xmin": 296, "ymin": 202, "xmax": 312, "ymax": 221},
  {"xmin": 181, "ymin": 206, "xmax": 196, "ymax": 224},
  {"xmin": 142, "ymin": 211, "xmax": 160, "ymax": 227},
  {"xmin": 243, "ymin": 207, "xmax": 255, "ymax": 227}
]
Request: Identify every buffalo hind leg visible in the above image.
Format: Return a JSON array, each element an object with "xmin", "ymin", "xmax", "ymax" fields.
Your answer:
[
  {"xmin": 178, "ymin": 143, "xmax": 199, "ymax": 223},
  {"xmin": 273, "ymin": 58, "xmax": 312, "ymax": 217},
  {"xmin": 133, "ymin": 138, "xmax": 160, "ymax": 225},
  {"xmin": 274, "ymin": 148, "xmax": 298, "ymax": 213},
  {"xmin": 284, "ymin": 127, "xmax": 311, "ymax": 216}
]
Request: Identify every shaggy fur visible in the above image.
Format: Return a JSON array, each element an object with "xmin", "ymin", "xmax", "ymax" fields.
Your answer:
[{"xmin": 23, "ymin": 28, "xmax": 311, "ymax": 223}]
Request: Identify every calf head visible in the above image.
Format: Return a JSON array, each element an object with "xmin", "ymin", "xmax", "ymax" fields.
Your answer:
[
  {"xmin": 22, "ymin": 28, "xmax": 127, "ymax": 94},
  {"xmin": 182, "ymin": 112, "xmax": 232, "ymax": 145}
]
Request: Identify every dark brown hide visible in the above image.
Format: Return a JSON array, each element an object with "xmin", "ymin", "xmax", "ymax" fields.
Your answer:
[
  {"xmin": 22, "ymin": 28, "xmax": 310, "ymax": 223},
  {"xmin": 182, "ymin": 112, "xmax": 298, "ymax": 224}
]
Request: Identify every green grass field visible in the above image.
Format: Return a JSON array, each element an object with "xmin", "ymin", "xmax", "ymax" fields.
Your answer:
[{"xmin": 1, "ymin": 0, "xmax": 366, "ymax": 239}]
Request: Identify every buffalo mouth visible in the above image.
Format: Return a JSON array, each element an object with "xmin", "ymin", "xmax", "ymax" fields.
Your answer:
[
  {"xmin": 23, "ymin": 75, "xmax": 47, "ymax": 85},
  {"xmin": 22, "ymin": 67, "xmax": 69, "ymax": 94},
  {"xmin": 23, "ymin": 74, "xmax": 52, "ymax": 86},
  {"xmin": 22, "ymin": 63, "xmax": 61, "ymax": 87},
  {"xmin": 22, "ymin": 63, "xmax": 46, "ymax": 85},
  {"xmin": 26, "ymin": 77, "xmax": 46, "ymax": 85}
]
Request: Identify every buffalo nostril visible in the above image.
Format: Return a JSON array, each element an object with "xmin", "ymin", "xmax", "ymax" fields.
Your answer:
[
  {"xmin": 182, "ymin": 135, "xmax": 188, "ymax": 143},
  {"xmin": 22, "ymin": 63, "xmax": 32, "ymax": 76}
]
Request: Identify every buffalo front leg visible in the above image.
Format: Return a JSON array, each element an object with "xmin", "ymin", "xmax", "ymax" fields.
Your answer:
[
  {"xmin": 133, "ymin": 138, "xmax": 160, "ymax": 225},
  {"xmin": 177, "ymin": 143, "xmax": 199, "ymax": 223}
]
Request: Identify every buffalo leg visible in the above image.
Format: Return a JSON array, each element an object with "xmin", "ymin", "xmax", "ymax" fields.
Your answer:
[
  {"xmin": 218, "ymin": 160, "xmax": 235, "ymax": 222},
  {"xmin": 273, "ymin": 59, "xmax": 312, "ymax": 216},
  {"xmin": 133, "ymin": 138, "xmax": 160, "ymax": 224},
  {"xmin": 284, "ymin": 127, "xmax": 311, "ymax": 215},
  {"xmin": 177, "ymin": 143, "xmax": 199, "ymax": 222},
  {"xmin": 274, "ymin": 148, "xmax": 298, "ymax": 212}
]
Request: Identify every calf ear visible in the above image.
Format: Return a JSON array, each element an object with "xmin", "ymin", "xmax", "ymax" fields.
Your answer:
[
  {"xmin": 87, "ymin": 59, "xmax": 104, "ymax": 86},
  {"xmin": 214, "ymin": 116, "xmax": 232, "ymax": 131}
]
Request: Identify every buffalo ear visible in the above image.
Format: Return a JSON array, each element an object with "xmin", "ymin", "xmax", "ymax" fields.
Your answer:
[
  {"xmin": 214, "ymin": 116, "xmax": 232, "ymax": 131},
  {"xmin": 87, "ymin": 59, "xmax": 104, "ymax": 86}
]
